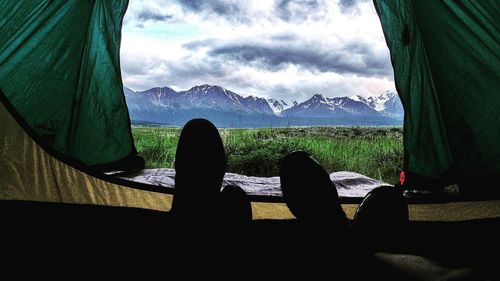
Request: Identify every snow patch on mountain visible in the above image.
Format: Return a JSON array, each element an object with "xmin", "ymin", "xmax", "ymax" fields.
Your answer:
[{"xmin": 267, "ymin": 98, "xmax": 295, "ymax": 115}]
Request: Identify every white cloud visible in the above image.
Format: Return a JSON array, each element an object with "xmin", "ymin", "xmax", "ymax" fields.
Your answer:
[{"xmin": 120, "ymin": 0, "xmax": 395, "ymax": 99}]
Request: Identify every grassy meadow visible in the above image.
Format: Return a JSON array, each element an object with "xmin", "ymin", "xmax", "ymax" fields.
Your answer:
[{"xmin": 132, "ymin": 126, "xmax": 404, "ymax": 184}]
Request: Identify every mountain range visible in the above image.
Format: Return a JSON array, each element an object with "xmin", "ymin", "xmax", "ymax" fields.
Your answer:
[{"xmin": 124, "ymin": 84, "xmax": 403, "ymax": 127}]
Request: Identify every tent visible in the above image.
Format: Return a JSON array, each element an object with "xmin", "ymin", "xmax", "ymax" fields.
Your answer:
[
  {"xmin": 1, "ymin": 0, "xmax": 499, "ymax": 277},
  {"xmin": 0, "ymin": 0, "xmax": 500, "ymax": 210},
  {"xmin": 0, "ymin": 1, "xmax": 143, "ymax": 170},
  {"xmin": 374, "ymin": 0, "xmax": 500, "ymax": 194},
  {"xmin": 1, "ymin": 0, "xmax": 498, "ymax": 207},
  {"xmin": 1, "ymin": 0, "xmax": 500, "ymax": 218}
]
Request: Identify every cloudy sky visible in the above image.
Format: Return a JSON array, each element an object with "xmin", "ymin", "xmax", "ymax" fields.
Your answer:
[{"xmin": 120, "ymin": 0, "xmax": 395, "ymax": 102}]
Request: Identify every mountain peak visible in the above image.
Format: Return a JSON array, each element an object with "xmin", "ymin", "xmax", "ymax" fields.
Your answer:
[
  {"xmin": 123, "ymin": 86, "xmax": 136, "ymax": 94},
  {"xmin": 187, "ymin": 84, "xmax": 231, "ymax": 99},
  {"xmin": 200, "ymin": 84, "xmax": 215, "ymax": 88},
  {"xmin": 349, "ymin": 95, "xmax": 366, "ymax": 102},
  {"xmin": 311, "ymin": 93, "xmax": 326, "ymax": 100},
  {"xmin": 377, "ymin": 90, "xmax": 397, "ymax": 100},
  {"xmin": 191, "ymin": 84, "xmax": 220, "ymax": 90},
  {"xmin": 267, "ymin": 98, "xmax": 294, "ymax": 115}
]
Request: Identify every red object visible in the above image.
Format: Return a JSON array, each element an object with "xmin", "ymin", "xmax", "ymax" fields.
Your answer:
[{"xmin": 400, "ymin": 171, "xmax": 406, "ymax": 185}]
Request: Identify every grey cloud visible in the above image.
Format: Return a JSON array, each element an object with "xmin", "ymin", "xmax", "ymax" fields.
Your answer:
[
  {"xmin": 343, "ymin": 42, "xmax": 369, "ymax": 53},
  {"xmin": 338, "ymin": 0, "xmax": 369, "ymax": 14},
  {"xmin": 271, "ymin": 33, "xmax": 300, "ymax": 42},
  {"xmin": 174, "ymin": 0, "xmax": 247, "ymax": 22},
  {"xmin": 264, "ymin": 81, "xmax": 359, "ymax": 102},
  {"xmin": 121, "ymin": 56, "xmax": 151, "ymax": 77},
  {"xmin": 170, "ymin": 58, "xmax": 230, "ymax": 79},
  {"xmin": 207, "ymin": 40, "xmax": 392, "ymax": 78},
  {"xmin": 122, "ymin": 54, "xmax": 233, "ymax": 91},
  {"xmin": 179, "ymin": 0, "xmax": 236, "ymax": 14},
  {"xmin": 339, "ymin": 0, "xmax": 356, "ymax": 9},
  {"xmin": 182, "ymin": 38, "xmax": 220, "ymax": 50},
  {"xmin": 159, "ymin": 0, "xmax": 331, "ymax": 25},
  {"xmin": 121, "ymin": 58, "xmax": 170, "ymax": 91},
  {"xmin": 122, "ymin": 0, "xmax": 395, "ymax": 98},
  {"xmin": 275, "ymin": 0, "xmax": 326, "ymax": 22},
  {"xmin": 137, "ymin": 11, "xmax": 174, "ymax": 22},
  {"xmin": 268, "ymin": 84, "xmax": 304, "ymax": 101}
]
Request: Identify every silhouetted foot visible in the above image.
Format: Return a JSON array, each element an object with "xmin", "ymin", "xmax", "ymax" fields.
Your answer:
[
  {"xmin": 354, "ymin": 186, "xmax": 408, "ymax": 236},
  {"xmin": 171, "ymin": 119, "xmax": 227, "ymax": 222},
  {"xmin": 279, "ymin": 151, "xmax": 347, "ymax": 227},
  {"xmin": 345, "ymin": 186, "xmax": 409, "ymax": 253},
  {"xmin": 278, "ymin": 151, "xmax": 359, "ymax": 274}
]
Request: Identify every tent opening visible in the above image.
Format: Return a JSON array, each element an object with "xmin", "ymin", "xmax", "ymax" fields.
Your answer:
[{"xmin": 119, "ymin": 0, "xmax": 404, "ymax": 184}]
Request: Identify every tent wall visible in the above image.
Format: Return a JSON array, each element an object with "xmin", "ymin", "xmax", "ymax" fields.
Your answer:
[
  {"xmin": 0, "ymin": 0, "xmax": 136, "ymax": 166},
  {"xmin": 0, "ymin": 92, "xmax": 171, "ymax": 211},
  {"xmin": 373, "ymin": 0, "xmax": 500, "ymax": 183}
]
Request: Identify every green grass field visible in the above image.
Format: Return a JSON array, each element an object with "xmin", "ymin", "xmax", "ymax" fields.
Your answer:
[{"xmin": 132, "ymin": 126, "xmax": 404, "ymax": 184}]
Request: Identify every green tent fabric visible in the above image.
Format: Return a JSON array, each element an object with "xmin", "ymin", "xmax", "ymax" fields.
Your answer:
[
  {"xmin": 373, "ymin": 0, "xmax": 500, "ymax": 183},
  {"xmin": 0, "ymin": 0, "xmax": 135, "ymax": 167}
]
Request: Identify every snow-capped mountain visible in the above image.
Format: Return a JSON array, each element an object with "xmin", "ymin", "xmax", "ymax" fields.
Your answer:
[
  {"xmin": 351, "ymin": 90, "xmax": 403, "ymax": 118},
  {"xmin": 183, "ymin": 85, "xmax": 276, "ymax": 115},
  {"xmin": 124, "ymin": 85, "xmax": 403, "ymax": 127},
  {"xmin": 125, "ymin": 84, "xmax": 274, "ymax": 116},
  {"xmin": 124, "ymin": 86, "xmax": 176, "ymax": 110},
  {"xmin": 267, "ymin": 99, "xmax": 295, "ymax": 115},
  {"xmin": 282, "ymin": 94, "xmax": 381, "ymax": 118}
]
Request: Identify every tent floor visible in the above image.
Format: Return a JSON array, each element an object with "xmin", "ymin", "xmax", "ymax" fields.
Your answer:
[{"xmin": 1, "ymin": 200, "xmax": 499, "ymax": 280}]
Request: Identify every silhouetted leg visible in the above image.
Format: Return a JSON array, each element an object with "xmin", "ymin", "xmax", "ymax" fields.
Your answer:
[
  {"xmin": 279, "ymin": 151, "xmax": 367, "ymax": 278},
  {"xmin": 171, "ymin": 118, "xmax": 227, "ymax": 223}
]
